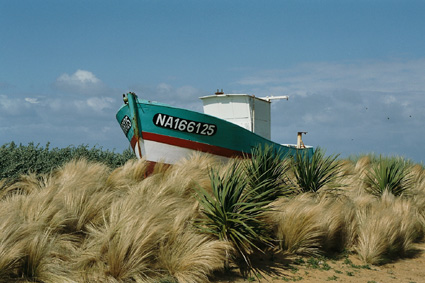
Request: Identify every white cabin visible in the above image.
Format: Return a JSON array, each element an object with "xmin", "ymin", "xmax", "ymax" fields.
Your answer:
[{"xmin": 200, "ymin": 91, "xmax": 282, "ymax": 140}]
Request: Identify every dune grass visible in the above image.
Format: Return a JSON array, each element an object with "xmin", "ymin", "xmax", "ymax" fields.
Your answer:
[{"xmin": 0, "ymin": 146, "xmax": 424, "ymax": 282}]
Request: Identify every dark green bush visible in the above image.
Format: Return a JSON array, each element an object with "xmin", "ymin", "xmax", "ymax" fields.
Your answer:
[
  {"xmin": 244, "ymin": 144, "xmax": 292, "ymax": 202},
  {"xmin": 195, "ymin": 163, "xmax": 273, "ymax": 269},
  {"xmin": 291, "ymin": 148, "xmax": 342, "ymax": 193},
  {"xmin": 0, "ymin": 142, "xmax": 136, "ymax": 184},
  {"xmin": 364, "ymin": 156, "xmax": 414, "ymax": 197}
]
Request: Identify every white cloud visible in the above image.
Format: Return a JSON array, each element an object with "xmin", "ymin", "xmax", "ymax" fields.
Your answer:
[
  {"xmin": 156, "ymin": 83, "xmax": 172, "ymax": 93},
  {"xmin": 0, "ymin": 95, "xmax": 14, "ymax": 109},
  {"xmin": 74, "ymin": 97, "xmax": 115, "ymax": 114},
  {"xmin": 235, "ymin": 58, "xmax": 425, "ymax": 161},
  {"xmin": 87, "ymin": 97, "xmax": 114, "ymax": 111},
  {"xmin": 57, "ymin": 69, "xmax": 100, "ymax": 84},
  {"xmin": 237, "ymin": 58, "xmax": 425, "ymax": 96},
  {"xmin": 48, "ymin": 99, "xmax": 62, "ymax": 111},
  {"xmin": 0, "ymin": 95, "xmax": 28, "ymax": 115},
  {"xmin": 25, "ymin": 97, "xmax": 40, "ymax": 104},
  {"xmin": 384, "ymin": 95, "xmax": 396, "ymax": 104},
  {"xmin": 54, "ymin": 69, "xmax": 106, "ymax": 95},
  {"xmin": 130, "ymin": 83, "xmax": 209, "ymax": 111}
]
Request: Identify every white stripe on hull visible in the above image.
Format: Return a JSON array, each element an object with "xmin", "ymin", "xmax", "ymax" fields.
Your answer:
[
  {"xmin": 133, "ymin": 139, "xmax": 145, "ymax": 159},
  {"xmin": 142, "ymin": 139, "xmax": 230, "ymax": 164}
]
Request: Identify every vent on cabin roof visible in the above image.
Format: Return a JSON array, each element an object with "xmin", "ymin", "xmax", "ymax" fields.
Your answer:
[{"xmin": 215, "ymin": 89, "xmax": 224, "ymax": 95}]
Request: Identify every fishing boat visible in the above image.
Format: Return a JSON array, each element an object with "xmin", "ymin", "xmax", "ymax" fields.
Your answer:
[{"xmin": 116, "ymin": 91, "xmax": 313, "ymax": 164}]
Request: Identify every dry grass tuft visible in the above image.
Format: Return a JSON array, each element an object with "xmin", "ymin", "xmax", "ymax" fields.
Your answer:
[
  {"xmin": 0, "ymin": 213, "xmax": 27, "ymax": 280},
  {"xmin": 156, "ymin": 208, "xmax": 232, "ymax": 283},
  {"xmin": 159, "ymin": 232, "xmax": 231, "ymax": 283},
  {"xmin": 0, "ymin": 172, "xmax": 50, "ymax": 199},
  {"xmin": 73, "ymin": 154, "xmax": 228, "ymax": 282},
  {"xmin": 79, "ymin": 199, "xmax": 164, "ymax": 282},
  {"xmin": 106, "ymin": 158, "xmax": 149, "ymax": 189},
  {"xmin": 355, "ymin": 191, "xmax": 420, "ymax": 264},
  {"xmin": 1, "ymin": 152, "xmax": 425, "ymax": 281},
  {"xmin": 0, "ymin": 215, "xmax": 74, "ymax": 282},
  {"xmin": 269, "ymin": 193, "xmax": 356, "ymax": 257},
  {"xmin": 354, "ymin": 155, "xmax": 372, "ymax": 175},
  {"xmin": 51, "ymin": 159, "xmax": 111, "ymax": 194},
  {"xmin": 318, "ymin": 194, "xmax": 357, "ymax": 252},
  {"xmin": 269, "ymin": 194, "xmax": 325, "ymax": 256}
]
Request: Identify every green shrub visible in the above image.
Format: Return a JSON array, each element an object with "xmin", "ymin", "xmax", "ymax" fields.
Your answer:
[
  {"xmin": 364, "ymin": 156, "xmax": 413, "ymax": 197},
  {"xmin": 291, "ymin": 148, "xmax": 342, "ymax": 193},
  {"xmin": 0, "ymin": 142, "xmax": 135, "ymax": 184},
  {"xmin": 195, "ymin": 162, "xmax": 274, "ymax": 269},
  {"xmin": 244, "ymin": 145, "xmax": 292, "ymax": 202}
]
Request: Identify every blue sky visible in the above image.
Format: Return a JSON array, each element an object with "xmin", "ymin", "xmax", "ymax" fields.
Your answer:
[{"xmin": 1, "ymin": 0, "xmax": 425, "ymax": 162}]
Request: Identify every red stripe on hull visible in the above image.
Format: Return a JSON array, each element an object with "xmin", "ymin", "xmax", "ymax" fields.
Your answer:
[
  {"xmin": 144, "ymin": 132, "xmax": 247, "ymax": 158},
  {"xmin": 130, "ymin": 132, "xmax": 248, "ymax": 159},
  {"xmin": 130, "ymin": 135, "xmax": 138, "ymax": 149}
]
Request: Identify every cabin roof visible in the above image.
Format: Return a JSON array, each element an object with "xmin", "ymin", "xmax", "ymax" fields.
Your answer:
[{"xmin": 199, "ymin": 93, "xmax": 270, "ymax": 103}]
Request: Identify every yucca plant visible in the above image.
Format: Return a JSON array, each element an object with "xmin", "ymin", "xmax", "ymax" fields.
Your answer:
[
  {"xmin": 291, "ymin": 148, "xmax": 342, "ymax": 193},
  {"xmin": 364, "ymin": 156, "xmax": 413, "ymax": 197},
  {"xmin": 244, "ymin": 145, "xmax": 292, "ymax": 202},
  {"xmin": 195, "ymin": 162, "xmax": 273, "ymax": 268}
]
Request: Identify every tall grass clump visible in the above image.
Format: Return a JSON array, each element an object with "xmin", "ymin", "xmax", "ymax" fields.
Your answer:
[
  {"xmin": 364, "ymin": 156, "xmax": 414, "ymax": 197},
  {"xmin": 156, "ymin": 206, "xmax": 231, "ymax": 283},
  {"xmin": 79, "ymin": 198, "xmax": 166, "ymax": 282},
  {"xmin": 78, "ymin": 155, "xmax": 230, "ymax": 282},
  {"xmin": 268, "ymin": 194, "xmax": 325, "ymax": 256},
  {"xmin": 2, "ymin": 143, "xmax": 425, "ymax": 281},
  {"xmin": 267, "ymin": 193, "xmax": 356, "ymax": 257},
  {"xmin": 0, "ymin": 153, "xmax": 236, "ymax": 282},
  {"xmin": 291, "ymin": 148, "xmax": 342, "ymax": 193},
  {"xmin": 0, "ymin": 195, "xmax": 77, "ymax": 281},
  {"xmin": 355, "ymin": 192, "xmax": 421, "ymax": 264}
]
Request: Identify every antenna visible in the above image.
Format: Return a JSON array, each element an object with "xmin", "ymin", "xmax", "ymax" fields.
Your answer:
[{"xmin": 260, "ymin": 95, "xmax": 289, "ymax": 102}]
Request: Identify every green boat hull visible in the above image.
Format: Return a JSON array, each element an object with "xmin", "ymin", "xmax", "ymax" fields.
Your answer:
[{"xmin": 116, "ymin": 93, "xmax": 313, "ymax": 163}]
